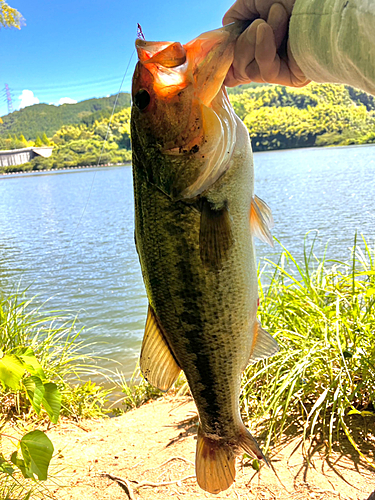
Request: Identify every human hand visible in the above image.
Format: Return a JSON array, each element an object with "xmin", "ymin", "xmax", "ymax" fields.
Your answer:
[{"xmin": 223, "ymin": 0, "xmax": 310, "ymax": 87}]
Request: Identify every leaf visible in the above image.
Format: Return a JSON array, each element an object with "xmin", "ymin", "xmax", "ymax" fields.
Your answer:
[
  {"xmin": 251, "ymin": 459, "xmax": 260, "ymax": 471},
  {"xmin": 0, "ymin": 354, "xmax": 25, "ymax": 390},
  {"xmin": 348, "ymin": 409, "xmax": 375, "ymax": 417},
  {"xmin": 0, "ymin": 453, "xmax": 15, "ymax": 475},
  {"xmin": 19, "ymin": 430, "xmax": 54, "ymax": 480},
  {"xmin": 11, "ymin": 451, "xmax": 33, "ymax": 479},
  {"xmin": 15, "ymin": 347, "xmax": 45, "ymax": 380},
  {"xmin": 22, "ymin": 376, "xmax": 45, "ymax": 415},
  {"xmin": 42, "ymin": 383, "xmax": 61, "ymax": 424}
]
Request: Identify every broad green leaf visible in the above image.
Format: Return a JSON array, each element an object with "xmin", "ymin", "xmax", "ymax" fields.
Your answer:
[
  {"xmin": 0, "ymin": 354, "xmax": 25, "ymax": 390},
  {"xmin": 42, "ymin": 383, "xmax": 61, "ymax": 423},
  {"xmin": 20, "ymin": 430, "xmax": 54, "ymax": 481},
  {"xmin": 23, "ymin": 376, "xmax": 45, "ymax": 415},
  {"xmin": 10, "ymin": 451, "xmax": 33, "ymax": 479},
  {"xmin": 15, "ymin": 347, "xmax": 45, "ymax": 380}
]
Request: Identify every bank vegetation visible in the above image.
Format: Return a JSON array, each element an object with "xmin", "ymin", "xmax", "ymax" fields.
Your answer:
[{"xmin": 1, "ymin": 83, "xmax": 375, "ymax": 174}]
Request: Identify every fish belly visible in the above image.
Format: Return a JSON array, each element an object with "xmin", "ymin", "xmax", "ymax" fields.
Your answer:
[{"xmin": 133, "ymin": 119, "xmax": 257, "ymax": 439}]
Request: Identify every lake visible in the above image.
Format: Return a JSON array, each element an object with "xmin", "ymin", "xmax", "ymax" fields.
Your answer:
[{"xmin": 1, "ymin": 145, "xmax": 374, "ymax": 378}]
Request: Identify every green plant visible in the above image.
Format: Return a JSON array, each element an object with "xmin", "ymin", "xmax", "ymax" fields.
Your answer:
[
  {"xmin": 0, "ymin": 348, "xmax": 60, "ymax": 499},
  {"xmin": 241, "ymin": 233, "xmax": 375, "ymax": 466},
  {"xmin": 0, "ymin": 290, "xmax": 113, "ymax": 498},
  {"xmin": 0, "ymin": 292, "xmax": 111, "ymax": 413},
  {"xmin": 117, "ymin": 365, "xmax": 189, "ymax": 413},
  {"xmin": 118, "ymin": 366, "xmax": 164, "ymax": 412}
]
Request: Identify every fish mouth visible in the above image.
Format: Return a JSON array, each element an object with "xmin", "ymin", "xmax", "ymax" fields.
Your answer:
[{"xmin": 185, "ymin": 21, "xmax": 249, "ymax": 107}]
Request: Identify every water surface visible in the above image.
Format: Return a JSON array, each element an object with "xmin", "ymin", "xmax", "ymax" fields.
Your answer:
[{"xmin": 0, "ymin": 145, "xmax": 374, "ymax": 377}]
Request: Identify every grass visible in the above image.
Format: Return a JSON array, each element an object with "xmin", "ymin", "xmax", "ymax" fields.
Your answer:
[
  {"xmin": 241, "ymin": 233, "xmax": 375, "ymax": 465},
  {"xmin": 0, "ymin": 291, "xmax": 113, "ymax": 421},
  {"xmin": 1, "ymin": 232, "xmax": 374, "ymax": 499},
  {"xmin": 0, "ymin": 290, "xmax": 115, "ymax": 499}
]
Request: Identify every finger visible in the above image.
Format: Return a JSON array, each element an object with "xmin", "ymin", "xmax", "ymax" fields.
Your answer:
[
  {"xmin": 243, "ymin": 59, "xmax": 264, "ymax": 82},
  {"xmin": 224, "ymin": 66, "xmax": 245, "ymax": 87},
  {"xmin": 255, "ymin": 0, "xmax": 295, "ymax": 18},
  {"xmin": 231, "ymin": 19, "xmax": 265, "ymax": 83},
  {"xmin": 223, "ymin": 0, "xmax": 257, "ymax": 25},
  {"xmin": 255, "ymin": 25, "xmax": 308, "ymax": 86},
  {"xmin": 255, "ymin": 22, "xmax": 281, "ymax": 83},
  {"xmin": 267, "ymin": 3, "xmax": 289, "ymax": 49}
]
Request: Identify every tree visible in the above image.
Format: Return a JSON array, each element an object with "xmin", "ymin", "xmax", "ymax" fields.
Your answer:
[
  {"xmin": 0, "ymin": 1, "xmax": 24, "ymax": 28},
  {"xmin": 41, "ymin": 132, "xmax": 50, "ymax": 145},
  {"xmin": 34, "ymin": 136, "xmax": 43, "ymax": 147}
]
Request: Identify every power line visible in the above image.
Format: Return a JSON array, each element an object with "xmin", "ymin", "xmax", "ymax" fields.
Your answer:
[
  {"xmin": 11, "ymin": 74, "xmax": 135, "ymax": 93},
  {"xmin": 4, "ymin": 84, "xmax": 13, "ymax": 114}
]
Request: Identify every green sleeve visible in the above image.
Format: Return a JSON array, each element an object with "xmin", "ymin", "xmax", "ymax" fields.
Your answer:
[{"xmin": 289, "ymin": 0, "xmax": 375, "ymax": 95}]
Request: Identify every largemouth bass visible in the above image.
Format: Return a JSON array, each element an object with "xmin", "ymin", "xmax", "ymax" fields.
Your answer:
[{"xmin": 130, "ymin": 22, "xmax": 278, "ymax": 494}]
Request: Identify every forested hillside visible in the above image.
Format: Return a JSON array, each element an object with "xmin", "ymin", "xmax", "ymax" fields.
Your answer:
[
  {"xmin": 0, "ymin": 93, "xmax": 131, "ymax": 140},
  {"xmin": 1, "ymin": 83, "xmax": 374, "ymax": 173},
  {"xmin": 228, "ymin": 84, "xmax": 375, "ymax": 150}
]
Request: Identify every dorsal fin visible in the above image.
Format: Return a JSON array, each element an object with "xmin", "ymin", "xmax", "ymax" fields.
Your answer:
[
  {"xmin": 248, "ymin": 320, "xmax": 279, "ymax": 363},
  {"xmin": 250, "ymin": 195, "xmax": 274, "ymax": 247},
  {"xmin": 140, "ymin": 305, "xmax": 181, "ymax": 391}
]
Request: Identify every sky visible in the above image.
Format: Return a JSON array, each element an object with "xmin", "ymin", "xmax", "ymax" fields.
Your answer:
[{"xmin": 0, "ymin": 0, "xmax": 234, "ymax": 117}]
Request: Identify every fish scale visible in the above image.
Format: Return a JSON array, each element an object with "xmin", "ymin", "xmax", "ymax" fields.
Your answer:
[
  {"xmin": 131, "ymin": 22, "xmax": 278, "ymax": 494},
  {"xmin": 134, "ymin": 117, "xmax": 255, "ymax": 434}
]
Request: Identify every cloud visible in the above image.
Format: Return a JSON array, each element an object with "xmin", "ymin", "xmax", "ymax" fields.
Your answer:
[
  {"xmin": 18, "ymin": 90, "xmax": 39, "ymax": 108},
  {"xmin": 58, "ymin": 97, "xmax": 77, "ymax": 105}
]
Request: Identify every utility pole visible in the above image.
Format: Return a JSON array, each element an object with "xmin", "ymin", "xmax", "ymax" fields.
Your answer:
[{"xmin": 4, "ymin": 84, "xmax": 14, "ymax": 114}]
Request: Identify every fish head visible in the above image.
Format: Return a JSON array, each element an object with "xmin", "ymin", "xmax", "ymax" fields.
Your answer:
[{"xmin": 131, "ymin": 23, "xmax": 246, "ymax": 200}]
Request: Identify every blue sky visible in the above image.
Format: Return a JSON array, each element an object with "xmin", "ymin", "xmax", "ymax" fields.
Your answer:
[{"xmin": 1, "ymin": 0, "xmax": 233, "ymax": 117}]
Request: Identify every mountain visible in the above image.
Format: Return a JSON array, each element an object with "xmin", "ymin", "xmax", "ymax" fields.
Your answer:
[{"xmin": 0, "ymin": 93, "xmax": 131, "ymax": 141}]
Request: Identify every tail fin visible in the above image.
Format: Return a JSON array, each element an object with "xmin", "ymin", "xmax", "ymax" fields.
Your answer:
[
  {"xmin": 195, "ymin": 423, "xmax": 266, "ymax": 494},
  {"xmin": 195, "ymin": 427, "xmax": 235, "ymax": 494}
]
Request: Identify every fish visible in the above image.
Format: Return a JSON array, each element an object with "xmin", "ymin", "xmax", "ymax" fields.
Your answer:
[{"xmin": 130, "ymin": 22, "xmax": 279, "ymax": 494}]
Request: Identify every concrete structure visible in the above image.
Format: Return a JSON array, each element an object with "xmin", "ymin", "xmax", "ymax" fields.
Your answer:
[{"xmin": 0, "ymin": 147, "xmax": 53, "ymax": 167}]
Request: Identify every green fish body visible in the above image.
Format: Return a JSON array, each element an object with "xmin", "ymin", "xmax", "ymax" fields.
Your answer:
[{"xmin": 131, "ymin": 23, "xmax": 278, "ymax": 494}]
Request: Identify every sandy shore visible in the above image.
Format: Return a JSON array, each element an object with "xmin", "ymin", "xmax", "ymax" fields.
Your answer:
[{"xmin": 34, "ymin": 396, "xmax": 375, "ymax": 500}]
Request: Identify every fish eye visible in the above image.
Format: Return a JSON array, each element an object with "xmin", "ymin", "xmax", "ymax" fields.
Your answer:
[{"xmin": 134, "ymin": 89, "xmax": 150, "ymax": 111}]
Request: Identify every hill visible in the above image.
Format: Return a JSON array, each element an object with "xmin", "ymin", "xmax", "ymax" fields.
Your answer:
[
  {"xmin": 1, "ymin": 83, "xmax": 375, "ymax": 174},
  {"xmin": 0, "ymin": 93, "xmax": 131, "ymax": 141}
]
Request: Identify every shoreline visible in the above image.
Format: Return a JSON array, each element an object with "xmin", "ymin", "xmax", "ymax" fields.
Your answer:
[
  {"xmin": 0, "ymin": 162, "xmax": 132, "ymax": 178},
  {"xmin": 1, "ymin": 142, "xmax": 375, "ymax": 178},
  {"xmin": 6, "ymin": 395, "xmax": 372, "ymax": 500}
]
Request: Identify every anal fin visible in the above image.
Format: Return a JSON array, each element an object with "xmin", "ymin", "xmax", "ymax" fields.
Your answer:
[
  {"xmin": 199, "ymin": 199, "xmax": 234, "ymax": 269},
  {"xmin": 250, "ymin": 195, "xmax": 274, "ymax": 247},
  {"xmin": 140, "ymin": 305, "xmax": 181, "ymax": 392},
  {"xmin": 249, "ymin": 320, "xmax": 279, "ymax": 363}
]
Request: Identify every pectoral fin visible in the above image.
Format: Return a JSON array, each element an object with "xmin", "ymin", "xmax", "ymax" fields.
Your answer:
[
  {"xmin": 199, "ymin": 199, "xmax": 234, "ymax": 269},
  {"xmin": 140, "ymin": 305, "xmax": 181, "ymax": 391},
  {"xmin": 250, "ymin": 195, "xmax": 274, "ymax": 247},
  {"xmin": 248, "ymin": 321, "xmax": 279, "ymax": 363}
]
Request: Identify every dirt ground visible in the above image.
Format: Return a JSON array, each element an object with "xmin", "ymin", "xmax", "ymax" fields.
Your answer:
[{"xmin": 31, "ymin": 396, "xmax": 374, "ymax": 500}]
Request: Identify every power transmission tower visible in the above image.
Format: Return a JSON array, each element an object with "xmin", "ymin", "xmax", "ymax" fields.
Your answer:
[{"xmin": 4, "ymin": 84, "xmax": 14, "ymax": 114}]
